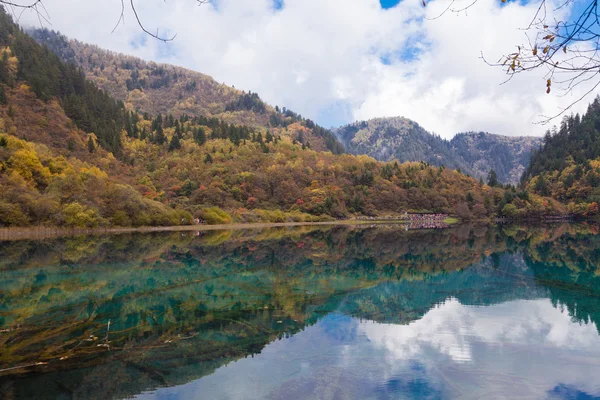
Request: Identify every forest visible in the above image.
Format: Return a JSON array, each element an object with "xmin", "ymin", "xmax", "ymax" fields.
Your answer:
[
  {"xmin": 522, "ymin": 97, "xmax": 600, "ymax": 217},
  {"xmin": 0, "ymin": 7, "xmax": 595, "ymax": 228}
]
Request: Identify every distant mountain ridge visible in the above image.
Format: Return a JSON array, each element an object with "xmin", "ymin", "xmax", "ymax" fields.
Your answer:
[{"xmin": 335, "ymin": 117, "xmax": 542, "ymax": 185}]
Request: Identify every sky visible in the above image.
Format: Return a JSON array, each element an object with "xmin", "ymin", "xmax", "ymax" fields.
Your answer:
[{"xmin": 11, "ymin": 0, "xmax": 599, "ymax": 138}]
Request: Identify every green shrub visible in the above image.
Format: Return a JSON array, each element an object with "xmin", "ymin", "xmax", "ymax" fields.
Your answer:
[
  {"xmin": 60, "ymin": 202, "xmax": 105, "ymax": 228},
  {"xmin": 111, "ymin": 210, "xmax": 132, "ymax": 226},
  {"xmin": 200, "ymin": 207, "xmax": 232, "ymax": 224},
  {"xmin": 0, "ymin": 201, "xmax": 30, "ymax": 226},
  {"xmin": 172, "ymin": 209, "xmax": 193, "ymax": 225}
]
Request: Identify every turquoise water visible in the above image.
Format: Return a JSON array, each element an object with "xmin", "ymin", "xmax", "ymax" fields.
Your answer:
[{"xmin": 1, "ymin": 224, "xmax": 600, "ymax": 399}]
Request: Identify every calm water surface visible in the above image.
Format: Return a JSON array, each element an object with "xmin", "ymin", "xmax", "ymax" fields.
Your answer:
[{"xmin": 1, "ymin": 224, "xmax": 600, "ymax": 399}]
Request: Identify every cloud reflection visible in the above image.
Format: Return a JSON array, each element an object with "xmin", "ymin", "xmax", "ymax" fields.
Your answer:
[{"xmin": 137, "ymin": 298, "xmax": 600, "ymax": 399}]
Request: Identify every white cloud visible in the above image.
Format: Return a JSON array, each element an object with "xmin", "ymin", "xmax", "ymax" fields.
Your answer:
[
  {"xmin": 134, "ymin": 298, "xmax": 600, "ymax": 399},
  {"xmin": 13, "ymin": 0, "xmax": 600, "ymax": 137}
]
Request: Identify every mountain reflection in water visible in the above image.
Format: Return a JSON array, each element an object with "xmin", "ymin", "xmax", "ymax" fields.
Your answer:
[{"xmin": 1, "ymin": 223, "xmax": 600, "ymax": 399}]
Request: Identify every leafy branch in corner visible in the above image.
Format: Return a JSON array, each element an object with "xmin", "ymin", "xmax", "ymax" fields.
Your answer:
[
  {"xmin": 0, "ymin": 0, "xmax": 210, "ymax": 42},
  {"xmin": 424, "ymin": 0, "xmax": 600, "ymax": 123}
]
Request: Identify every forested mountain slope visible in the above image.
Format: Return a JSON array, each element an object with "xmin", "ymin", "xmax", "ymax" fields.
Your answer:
[
  {"xmin": 449, "ymin": 132, "xmax": 541, "ymax": 185},
  {"xmin": 522, "ymin": 97, "xmax": 600, "ymax": 216},
  {"xmin": 31, "ymin": 28, "xmax": 543, "ymax": 186},
  {"xmin": 0, "ymin": 9, "xmax": 569, "ymax": 227},
  {"xmin": 335, "ymin": 117, "xmax": 541, "ymax": 184},
  {"xmin": 0, "ymin": 9, "xmax": 193, "ymax": 227},
  {"xmin": 29, "ymin": 28, "xmax": 344, "ymax": 155}
]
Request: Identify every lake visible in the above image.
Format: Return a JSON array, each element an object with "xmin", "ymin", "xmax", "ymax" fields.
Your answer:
[{"xmin": 1, "ymin": 224, "xmax": 600, "ymax": 399}]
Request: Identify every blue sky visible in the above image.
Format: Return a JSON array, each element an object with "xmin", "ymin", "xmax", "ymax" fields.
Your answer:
[{"xmin": 380, "ymin": 0, "xmax": 403, "ymax": 8}]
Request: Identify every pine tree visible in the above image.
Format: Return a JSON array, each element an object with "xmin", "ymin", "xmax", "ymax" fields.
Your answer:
[
  {"xmin": 0, "ymin": 85, "xmax": 6, "ymax": 105},
  {"xmin": 88, "ymin": 137, "xmax": 96, "ymax": 153},
  {"xmin": 487, "ymin": 169, "xmax": 499, "ymax": 187},
  {"xmin": 155, "ymin": 125, "xmax": 166, "ymax": 145},
  {"xmin": 174, "ymin": 120, "xmax": 182, "ymax": 137},
  {"xmin": 168, "ymin": 134, "xmax": 181, "ymax": 151},
  {"xmin": 194, "ymin": 127, "xmax": 206, "ymax": 145},
  {"xmin": 204, "ymin": 153, "xmax": 213, "ymax": 164}
]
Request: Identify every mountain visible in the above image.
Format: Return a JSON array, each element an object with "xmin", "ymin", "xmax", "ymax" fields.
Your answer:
[
  {"xmin": 522, "ymin": 97, "xmax": 600, "ymax": 216},
  {"xmin": 0, "ymin": 11, "xmax": 512, "ymax": 228},
  {"xmin": 0, "ymin": 9, "xmax": 567, "ymax": 228},
  {"xmin": 449, "ymin": 132, "xmax": 541, "ymax": 185},
  {"xmin": 334, "ymin": 117, "xmax": 542, "ymax": 185},
  {"xmin": 0, "ymin": 9, "xmax": 194, "ymax": 227},
  {"xmin": 28, "ymin": 28, "xmax": 344, "ymax": 155}
]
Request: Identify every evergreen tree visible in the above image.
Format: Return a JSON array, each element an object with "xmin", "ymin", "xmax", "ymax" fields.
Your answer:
[
  {"xmin": 154, "ymin": 125, "xmax": 166, "ymax": 145},
  {"xmin": 204, "ymin": 153, "xmax": 213, "ymax": 164},
  {"xmin": 168, "ymin": 134, "xmax": 181, "ymax": 151},
  {"xmin": 0, "ymin": 11, "xmax": 126, "ymax": 155},
  {"xmin": 534, "ymin": 174, "xmax": 550, "ymax": 196},
  {"xmin": 0, "ymin": 84, "xmax": 6, "ymax": 105},
  {"xmin": 174, "ymin": 120, "xmax": 182, "ymax": 137},
  {"xmin": 487, "ymin": 169, "xmax": 499, "ymax": 187},
  {"xmin": 88, "ymin": 137, "xmax": 96, "ymax": 153},
  {"xmin": 194, "ymin": 127, "xmax": 206, "ymax": 145}
]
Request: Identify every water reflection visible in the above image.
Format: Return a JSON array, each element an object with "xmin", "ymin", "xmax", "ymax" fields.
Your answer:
[
  {"xmin": 1, "ymin": 223, "xmax": 600, "ymax": 399},
  {"xmin": 140, "ymin": 299, "xmax": 600, "ymax": 400}
]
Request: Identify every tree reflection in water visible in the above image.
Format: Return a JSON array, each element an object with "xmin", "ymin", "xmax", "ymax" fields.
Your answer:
[{"xmin": 1, "ymin": 223, "xmax": 599, "ymax": 399}]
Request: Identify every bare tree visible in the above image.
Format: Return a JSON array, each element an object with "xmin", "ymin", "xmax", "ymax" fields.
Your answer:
[
  {"xmin": 0, "ymin": 0, "xmax": 209, "ymax": 42},
  {"xmin": 426, "ymin": 0, "xmax": 600, "ymax": 122}
]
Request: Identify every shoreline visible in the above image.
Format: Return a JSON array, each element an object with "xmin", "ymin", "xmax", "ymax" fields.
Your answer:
[{"xmin": 0, "ymin": 219, "xmax": 428, "ymax": 241}]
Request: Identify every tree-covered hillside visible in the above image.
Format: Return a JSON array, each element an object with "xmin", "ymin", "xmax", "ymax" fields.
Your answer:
[
  {"xmin": 0, "ymin": 8, "xmax": 572, "ymax": 227},
  {"xmin": 335, "ymin": 117, "xmax": 541, "ymax": 185},
  {"xmin": 522, "ymin": 97, "xmax": 600, "ymax": 216},
  {"xmin": 0, "ymin": 12, "xmax": 125, "ymax": 155},
  {"xmin": 29, "ymin": 28, "xmax": 344, "ymax": 155}
]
